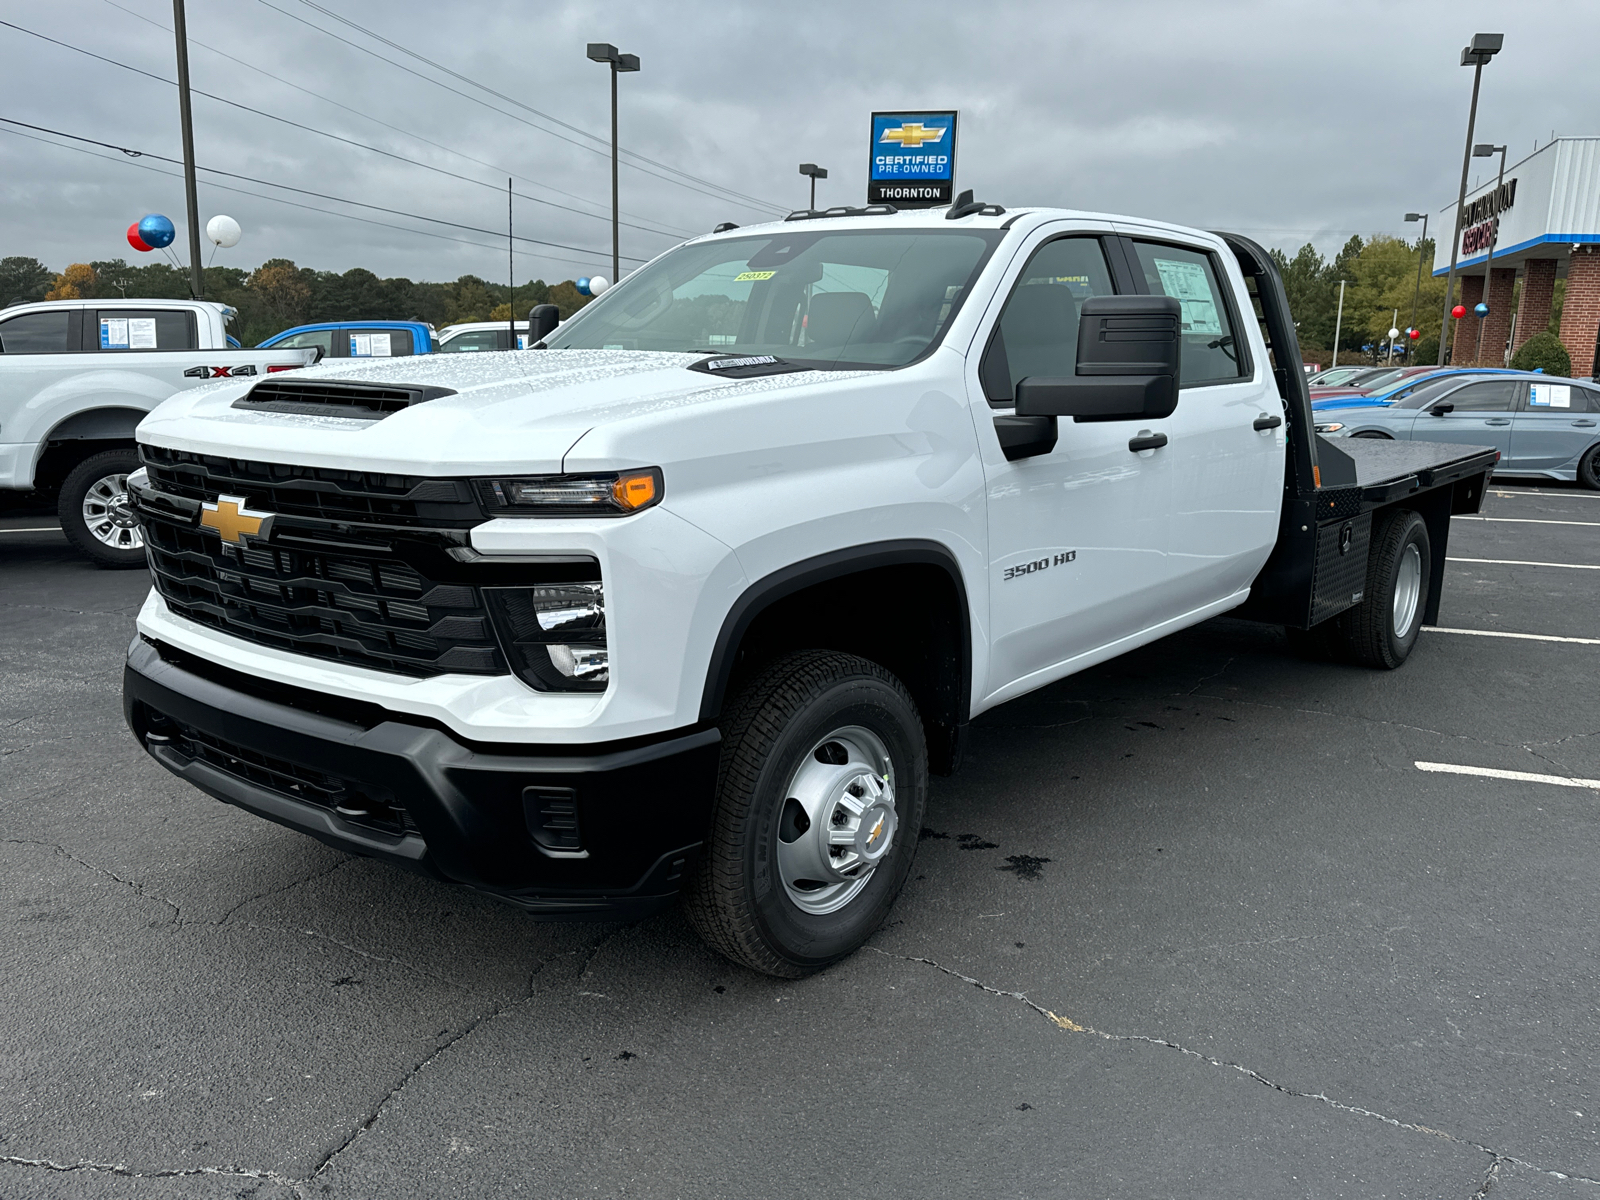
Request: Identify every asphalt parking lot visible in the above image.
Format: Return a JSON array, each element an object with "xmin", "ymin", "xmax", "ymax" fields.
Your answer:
[{"xmin": 2, "ymin": 481, "xmax": 1598, "ymax": 1200}]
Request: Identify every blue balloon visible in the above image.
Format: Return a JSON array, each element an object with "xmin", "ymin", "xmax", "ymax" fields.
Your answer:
[
  {"xmin": 576, "ymin": 276, "xmax": 591, "ymax": 296},
  {"xmin": 138, "ymin": 213, "xmax": 176, "ymax": 249},
  {"xmin": 1473, "ymin": 302, "xmax": 1489, "ymax": 316}
]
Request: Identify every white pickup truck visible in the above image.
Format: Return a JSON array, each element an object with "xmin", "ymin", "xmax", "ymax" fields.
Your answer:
[
  {"xmin": 122, "ymin": 200, "xmax": 1496, "ymax": 976},
  {"xmin": 0, "ymin": 298, "xmax": 317, "ymax": 564}
]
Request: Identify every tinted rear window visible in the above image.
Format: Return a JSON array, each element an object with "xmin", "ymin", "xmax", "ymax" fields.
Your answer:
[{"xmin": 0, "ymin": 310, "xmax": 72, "ymax": 353}]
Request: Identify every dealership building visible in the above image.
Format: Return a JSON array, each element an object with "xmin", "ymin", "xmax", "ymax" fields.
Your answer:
[{"xmin": 1435, "ymin": 136, "xmax": 1600, "ymax": 376}]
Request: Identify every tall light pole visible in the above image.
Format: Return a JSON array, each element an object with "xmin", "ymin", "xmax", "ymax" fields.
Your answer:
[
  {"xmin": 799, "ymin": 163, "xmax": 828, "ymax": 210},
  {"xmin": 1404, "ymin": 211, "xmax": 1429, "ymax": 357},
  {"xmin": 171, "ymin": 0, "xmax": 204, "ymax": 300},
  {"xmin": 1439, "ymin": 32, "xmax": 1503, "ymax": 366},
  {"xmin": 1331, "ymin": 279, "xmax": 1347, "ymax": 369},
  {"xmin": 1471, "ymin": 142, "xmax": 1508, "ymax": 366},
  {"xmin": 586, "ymin": 43, "xmax": 639, "ymax": 286}
]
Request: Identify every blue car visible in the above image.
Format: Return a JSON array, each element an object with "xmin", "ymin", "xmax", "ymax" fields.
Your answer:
[
  {"xmin": 1314, "ymin": 370, "xmax": 1600, "ymax": 488},
  {"xmin": 257, "ymin": 319, "xmax": 434, "ymax": 359}
]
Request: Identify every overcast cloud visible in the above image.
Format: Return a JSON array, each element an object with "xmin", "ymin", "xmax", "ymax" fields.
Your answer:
[{"xmin": 2, "ymin": 0, "xmax": 1595, "ymax": 285}]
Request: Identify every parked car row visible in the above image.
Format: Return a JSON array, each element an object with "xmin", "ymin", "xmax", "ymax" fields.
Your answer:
[
  {"xmin": 1314, "ymin": 369, "xmax": 1600, "ymax": 488},
  {"xmin": 256, "ymin": 318, "xmax": 553, "ymax": 357}
]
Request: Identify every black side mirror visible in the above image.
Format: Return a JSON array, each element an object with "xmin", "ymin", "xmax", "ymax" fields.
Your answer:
[
  {"xmin": 1015, "ymin": 295, "xmax": 1181, "ymax": 422},
  {"xmin": 1429, "ymin": 401, "xmax": 1454, "ymax": 416},
  {"xmin": 527, "ymin": 304, "xmax": 560, "ymax": 346}
]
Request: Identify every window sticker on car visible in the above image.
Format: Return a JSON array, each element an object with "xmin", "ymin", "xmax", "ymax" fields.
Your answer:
[
  {"xmin": 100, "ymin": 318, "xmax": 129, "ymax": 349},
  {"xmin": 1529, "ymin": 383, "xmax": 1571, "ymax": 408},
  {"xmin": 369, "ymin": 332, "xmax": 392, "ymax": 356},
  {"xmin": 1152, "ymin": 257, "xmax": 1223, "ymax": 335},
  {"xmin": 128, "ymin": 318, "xmax": 157, "ymax": 349},
  {"xmin": 734, "ymin": 270, "xmax": 777, "ymax": 282}
]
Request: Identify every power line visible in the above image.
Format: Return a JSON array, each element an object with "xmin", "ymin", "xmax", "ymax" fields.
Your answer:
[
  {"xmin": 253, "ymin": 0, "xmax": 787, "ymax": 216},
  {"xmin": 97, "ymin": 0, "xmax": 697, "ymax": 240},
  {"xmin": 0, "ymin": 116, "xmax": 648, "ymax": 264},
  {"xmin": 292, "ymin": 0, "xmax": 787, "ymax": 213},
  {"xmin": 0, "ymin": 17, "xmax": 696, "ymax": 246}
]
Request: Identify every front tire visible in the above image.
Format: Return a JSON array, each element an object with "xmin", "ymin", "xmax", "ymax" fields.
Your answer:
[
  {"xmin": 684, "ymin": 651, "xmax": 928, "ymax": 978},
  {"xmin": 58, "ymin": 448, "xmax": 146, "ymax": 568},
  {"xmin": 1339, "ymin": 508, "xmax": 1430, "ymax": 668}
]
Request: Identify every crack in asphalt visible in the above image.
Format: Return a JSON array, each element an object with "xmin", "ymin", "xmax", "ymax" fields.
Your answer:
[
  {"xmin": 4, "ymin": 838, "xmax": 181, "ymax": 924},
  {"xmin": 239, "ymin": 921, "xmax": 474, "ymax": 991},
  {"xmin": 0, "ymin": 601, "xmax": 145, "ymax": 616},
  {"xmin": 1185, "ymin": 656, "xmax": 1236, "ymax": 696},
  {"xmin": 1186, "ymin": 691, "xmax": 1506, "ymax": 747},
  {"xmin": 0, "ymin": 1153, "xmax": 303, "ymax": 1196},
  {"xmin": 213, "ymin": 857, "xmax": 352, "ymax": 925},
  {"xmin": 1472, "ymin": 1154, "xmax": 1508, "ymax": 1198},
  {"xmin": 871, "ymin": 947, "xmax": 1600, "ymax": 1189}
]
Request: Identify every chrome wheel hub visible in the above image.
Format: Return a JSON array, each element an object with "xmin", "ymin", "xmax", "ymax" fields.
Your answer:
[
  {"xmin": 1392, "ymin": 542, "xmax": 1422, "ymax": 639},
  {"xmin": 776, "ymin": 726, "xmax": 898, "ymax": 916},
  {"xmin": 83, "ymin": 473, "xmax": 144, "ymax": 551}
]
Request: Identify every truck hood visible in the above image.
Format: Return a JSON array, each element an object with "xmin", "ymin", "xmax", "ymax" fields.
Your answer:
[{"xmin": 136, "ymin": 349, "xmax": 856, "ymax": 475}]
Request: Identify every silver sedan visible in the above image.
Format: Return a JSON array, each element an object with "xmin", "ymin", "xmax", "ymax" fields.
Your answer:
[{"xmin": 1314, "ymin": 372, "xmax": 1600, "ymax": 488}]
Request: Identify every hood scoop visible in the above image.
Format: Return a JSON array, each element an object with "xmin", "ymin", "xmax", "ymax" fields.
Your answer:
[{"xmin": 231, "ymin": 379, "xmax": 457, "ymax": 420}]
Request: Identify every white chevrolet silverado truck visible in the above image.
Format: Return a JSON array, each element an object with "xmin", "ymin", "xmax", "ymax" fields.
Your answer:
[
  {"xmin": 122, "ymin": 198, "xmax": 1496, "ymax": 976},
  {"xmin": 0, "ymin": 297, "xmax": 316, "ymax": 564}
]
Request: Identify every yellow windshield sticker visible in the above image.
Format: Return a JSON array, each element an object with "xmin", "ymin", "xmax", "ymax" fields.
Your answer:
[{"xmin": 734, "ymin": 270, "xmax": 777, "ymax": 282}]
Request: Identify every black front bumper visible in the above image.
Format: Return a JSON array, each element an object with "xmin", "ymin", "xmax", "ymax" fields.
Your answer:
[{"xmin": 124, "ymin": 638, "xmax": 719, "ymax": 918}]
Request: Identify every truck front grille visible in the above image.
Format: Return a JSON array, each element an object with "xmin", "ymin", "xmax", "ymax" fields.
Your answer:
[{"xmin": 137, "ymin": 445, "xmax": 506, "ymax": 678}]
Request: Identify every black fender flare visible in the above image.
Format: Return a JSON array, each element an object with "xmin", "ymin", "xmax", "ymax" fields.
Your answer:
[{"xmin": 697, "ymin": 538, "xmax": 973, "ymax": 727}]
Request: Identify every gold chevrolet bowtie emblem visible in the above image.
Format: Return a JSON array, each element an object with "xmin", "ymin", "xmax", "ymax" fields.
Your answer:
[
  {"xmin": 879, "ymin": 122, "xmax": 947, "ymax": 149},
  {"xmin": 199, "ymin": 494, "xmax": 274, "ymax": 544}
]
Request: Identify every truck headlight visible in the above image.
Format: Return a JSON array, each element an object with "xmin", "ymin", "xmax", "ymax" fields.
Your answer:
[
  {"xmin": 485, "ymin": 583, "xmax": 608, "ymax": 692},
  {"xmin": 476, "ymin": 469, "xmax": 661, "ymax": 517}
]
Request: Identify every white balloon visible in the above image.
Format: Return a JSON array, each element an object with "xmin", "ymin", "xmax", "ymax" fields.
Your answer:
[
  {"xmin": 588, "ymin": 275, "xmax": 610, "ymax": 295},
  {"xmin": 1388, "ymin": 327, "xmax": 1400, "ymax": 339},
  {"xmin": 205, "ymin": 214, "xmax": 242, "ymax": 248}
]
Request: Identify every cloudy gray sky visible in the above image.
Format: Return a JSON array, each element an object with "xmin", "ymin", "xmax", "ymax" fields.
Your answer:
[{"xmin": 3, "ymin": 0, "xmax": 1596, "ymax": 285}]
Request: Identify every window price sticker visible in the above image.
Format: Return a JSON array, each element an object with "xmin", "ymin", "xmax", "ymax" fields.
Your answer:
[{"xmin": 1529, "ymin": 383, "xmax": 1571, "ymax": 408}]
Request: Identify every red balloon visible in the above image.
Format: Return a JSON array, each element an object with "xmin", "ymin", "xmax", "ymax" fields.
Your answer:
[
  {"xmin": 127, "ymin": 222, "xmax": 152, "ymax": 252},
  {"xmin": 1408, "ymin": 328, "xmax": 1421, "ymax": 340},
  {"xmin": 1451, "ymin": 304, "xmax": 1467, "ymax": 319}
]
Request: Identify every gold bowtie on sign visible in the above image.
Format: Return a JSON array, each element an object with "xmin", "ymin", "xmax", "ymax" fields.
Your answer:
[
  {"xmin": 199, "ymin": 495, "xmax": 275, "ymax": 545},
  {"xmin": 879, "ymin": 123, "xmax": 947, "ymax": 149}
]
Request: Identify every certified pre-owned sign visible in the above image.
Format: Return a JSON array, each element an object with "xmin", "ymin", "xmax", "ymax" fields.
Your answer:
[{"xmin": 869, "ymin": 111, "xmax": 958, "ymax": 208}]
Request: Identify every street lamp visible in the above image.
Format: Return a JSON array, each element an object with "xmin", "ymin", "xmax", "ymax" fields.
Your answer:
[
  {"xmin": 1471, "ymin": 141, "xmax": 1509, "ymax": 365},
  {"xmin": 1439, "ymin": 32, "xmax": 1503, "ymax": 366},
  {"xmin": 1404, "ymin": 211, "xmax": 1429, "ymax": 357},
  {"xmin": 798, "ymin": 163, "xmax": 828, "ymax": 210},
  {"xmin": 586, "ymin": 42, "xmax": 640, "ymax": 285}
]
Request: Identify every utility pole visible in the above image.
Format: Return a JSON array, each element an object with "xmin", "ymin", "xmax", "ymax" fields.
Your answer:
[
  {"xmin": 1440, "ymin": 33, "xmax": 1504, "ymax": 365},
  {"xmin": 508, "ymin": 178, "xmax": 515, "ymax": 350},
  {"xmin": 587, "ymin": 44, "xmax": 639, "ymax": 285},
  {"xmin": 1471, "ymin": 142, "xmax": 1509, "ymax": 366},
  {"xmin": 1332, "ymin": 279, "xmax": 1346, "ymax": 369},
  {"xmin": 171, "ymin": 0, "xmax": 204, "ymax": 300},
  {"xmin": 1404, "ymin": 211, "xmax": 1429, "ymax": 354}
]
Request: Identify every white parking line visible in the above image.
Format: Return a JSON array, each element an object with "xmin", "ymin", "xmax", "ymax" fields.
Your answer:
[
  {"xmin": 1448, "ymin": 557, "xmax": 1600, "ymax": 569},
  {"xmin": 1416, "ymin": 761, "xmax": 1600, "ymax": 790},
  {"xmin": 1455, "ymin": 516, "xmax": 1600, "ymax": 527},
  {"xmin": 0, "ymin": 526, "xmax": 62, "ymax": 533},
  {"xmin": 1490, "ymin": 489, "xmax": 1600, "ymax": 500},
  {"xmin": 1424, "ymin": 626, "xmax": 1600, "ymax": 645}
]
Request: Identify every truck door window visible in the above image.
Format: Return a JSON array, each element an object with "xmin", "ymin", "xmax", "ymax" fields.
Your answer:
[
  {"xmin": 980, "ymin": 236, "xmax": 1115, "ymax": 405},
  {"xmin": 0, "ymin": 310, "xmax": 72, "ymax": 353},
  {"xmin": 438, "ymin": 330, "xmax": 503, "ymax": 354},
  {"xmin": 1128, "ymin": 241, "xmax": 1245, "ymax": 387},
  {"xmin": 1440, "ymin": 380, "xmax": 1520, "ymax": 411},
  {"xmin": 92, "ymin": 309, "xmax": 197, "ymax": 351},
  {"xmin": 270, "ymin": 330, "xmax": 337, "ymax": 356}
]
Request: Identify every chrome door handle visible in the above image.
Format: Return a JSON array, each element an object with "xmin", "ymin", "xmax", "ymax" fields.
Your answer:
[{"xmin": 1128, "ymin": 432, "xmax": 1168, "ymax": 453}]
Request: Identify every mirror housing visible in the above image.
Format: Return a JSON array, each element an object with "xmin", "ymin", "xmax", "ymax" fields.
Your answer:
[
  {"xmin": 1014, "ymin": 295, "xmax": 1181, "ymax": 421},
  {"xmin": 528, "ymin": 304, "xmax": 560, "ymax": 345},
  {"xmin": 1429, "ymin": 401, "xmax": 1454, "ymax": 416}
]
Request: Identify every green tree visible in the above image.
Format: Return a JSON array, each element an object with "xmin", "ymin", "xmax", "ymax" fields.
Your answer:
[{"xmin": 0, "ymin": 256, "xmax": 52, "ymax": 306}]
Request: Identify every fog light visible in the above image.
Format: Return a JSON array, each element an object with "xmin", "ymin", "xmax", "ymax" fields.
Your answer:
[{"xmin": 485, "ymin": 581, "xmax": 608, "ymax": 692}]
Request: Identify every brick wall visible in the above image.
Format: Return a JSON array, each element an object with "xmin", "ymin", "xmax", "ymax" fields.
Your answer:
[
  {"xmin": 1456, "ymin": 275, "xmax": 1485, "ymax": 363},
  {"xmin": 1515, "ymin": 258, "xmax": 1558, "ymax": 354},
  {"xmin": 1558, "ymin": 248, "xmax": 1600, "ymax": 378},
  {"xmin": 1481, "ymin": 267, "xmax": 1517, "ymax": 366}
]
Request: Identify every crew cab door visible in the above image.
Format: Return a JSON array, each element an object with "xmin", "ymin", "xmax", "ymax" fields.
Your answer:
[
  {"xmin": 970, "ymin": 229, "xmax": 1176, "ymax": 703},
  {"xmin": 1116, "ymin": 232, "xmax": 1283, "ymax": 614}
]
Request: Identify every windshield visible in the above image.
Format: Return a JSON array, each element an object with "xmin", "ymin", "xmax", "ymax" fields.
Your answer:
[
  {"xmin": 1389, "ymin": 375, "xmax": 1491, "ymax": 408},
  {"xmin": 545, "ymin": 228, "xmax": 1004, "ymax": 369}
]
